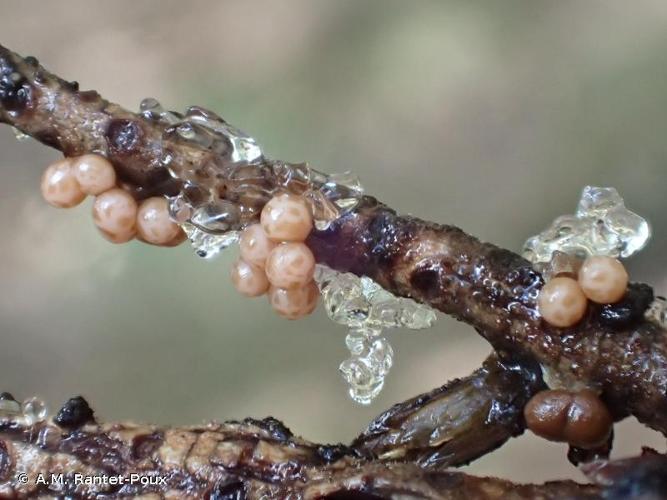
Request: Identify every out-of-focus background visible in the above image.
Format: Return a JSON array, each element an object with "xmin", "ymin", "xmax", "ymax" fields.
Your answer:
[{"xmin": 0, "ymin": 0, "xmax": 665, "ymax": 484}]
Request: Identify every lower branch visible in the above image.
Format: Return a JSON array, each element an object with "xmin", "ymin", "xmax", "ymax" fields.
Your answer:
[
  {"xmin": 2, "ymin": 394, "xmax": 666, "ymax": 499},
  {"xmin": 0, "ymin": 395, "xmax": 613, "ymax": 499}
]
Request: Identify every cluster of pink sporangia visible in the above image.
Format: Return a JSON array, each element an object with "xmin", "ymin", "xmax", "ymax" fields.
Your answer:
[
  {"xmin": 40, "ymin": 154, "xmax": 185, "ymax": 246},
  {"xmin": 40, "ymin": 154, "xmax": 320, "ymax": 319},
  {"xmin": 232, "ymin": 193, "xmax": 319, "ymax": 320},
  {"xmin": 537, "ymin": 255, "xmax": 629, "ymax": 327}
]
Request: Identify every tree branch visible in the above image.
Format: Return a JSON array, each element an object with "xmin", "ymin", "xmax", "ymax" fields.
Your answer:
[
  {"xmin": 2, "ymin": 394, "xmax": 667, "ymax": 499},
  {"xmin": 0, "ymin": 394, "xmax": 615, "ymax": 499}
]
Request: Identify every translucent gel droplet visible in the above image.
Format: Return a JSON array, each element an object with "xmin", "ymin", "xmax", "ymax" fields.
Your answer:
[
  {"xmin": 168, "ymin": 193, "xmax": 193, "ymax": 224},
  {"xmin": 139, "ymin": 97, "xmax": 160, "ymax": 112},
  {"xmin": 12, "ymin": 127, "xmax": 30, "ymax": 142},
  {"xmin": 523, "ymin": 186, "xmax": 651, "ymax": 263},
  {"xmin": 535, "ymin": 251, "xmax": 584, "ymax": 281},
  {"xmin": 22, "ymin": 397, "xmax": 48, "ymax": 425},
  {"xmin": 645, "ymin": 297, "xmax": 667, "ymax": 327},
  {"xmin": 315, "ymin": 265, "xmax": 436, "ymax": 404},
  {"xmin": 330, "ymin": 296, "xmax": 370, "ymax": 327},
  {"xmin": 185, "ymin": 106, "xmax": 263, "ymax": 164},
  {"xmin": 315, "ymin": 267, "xmax": 437, "ymax": 332},
  {"xmin": 360, "ymin": 276, "xmax": 383, "ymax": 297},
  {"xmin": 319, "ymin": 271, "xmax": 363, "ymax": 302},
  {"xmin": 139, "ymin": 98, "xmax": 182, "ymax": 125},
  {"xmin": 604, "ymin": 206, "xmax": 651, "ymax": 258},
  {"xmin": 144, "ymin": 101, "xmax": 272, "ymax": 260},
  {"xmin": 190, "ymin": 200, "xmax": 241, "ymax": 234},
  {"xmin": 182, "ymin": 223, "xmax": 239, "ymax": 259},
  {"xmin": 144, "ymin": 99, "xmax": 371, "ymax": 261},
  {"xmin": 272, "ymin": 162, "xmax": 312, "ymax": 194},
  {"xmin": 398, "ymin": 298, "xmax": 438, "ymax": 329},
  {"xmin": 366, "ymin": 337, "xmax": 394, "ymax": 376},
  {"xmin": 303, "ymin": 189, "xmax": 340, "ymax": 231},
  {"xmin": 318, "ymin": 270, "xmax": 369, "ymax": 327},
  {"xmin": 0, "ymin": 398, "xmax": 21, "ymax": 418},
  {"xmin": 367, "ymin": 299, "xmax": 402, "ymax": 328},
  {"xmin": 319, "ymin": 172, "xmax": 365, "ymax": 215},
  {"xmin": 340, "ymin": 357, "xmax": 374, "ymax": 387},
  {"xmin": 328, "ymin": 171, "xmax": 364, "ymax": 194},
  {"xmin": 345, "ymin": 331, "xmax": 367, "ymax": 355},
  {"xmin": 575, "ymin": 186, "xmax": 624, "ymax": 218},
  {"xmin": 176, "ymin": 123, "xmax": 197, "ymax": 140},
  {"xmin": 339, "ymin": 357, "xmax": 385, "ymax": 405},
  {"xmin": 350, "ymin": 325, "xmax": 383, "ymax": 339},
  {"xmin": 346, "ymin": 326, "xmax": 383, "ymax": 356},
  {"xmin": 313, "ymin": 264, "xmax": 337, "ymax": 287},
  {"xmin": 339, "ymin": 332, "xmax": 393, "ymax": 405}
]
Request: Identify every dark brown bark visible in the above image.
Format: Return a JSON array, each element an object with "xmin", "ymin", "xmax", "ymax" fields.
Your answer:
[
  {"xmin": 2, "ymin": 395, "xmax": 667, "ymax": 499},
  {"xmin": 306, "ymin": 200, "xmax": 664, "ymax": 433},
  {"xmin": 0, "ymin": 394, "xmax": 618, "ymax": 499},
  {"xmin": 353, "ymin": 356, "xmax": 544, "ymax": 468}
]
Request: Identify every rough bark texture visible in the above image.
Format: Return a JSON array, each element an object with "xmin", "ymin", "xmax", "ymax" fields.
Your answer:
[
  {"xmin": 1, "ymin": 395, "xmax": 666, "ymax": 499},
  {"xmin": 1, "ymin": 43, "xmax": 667, "ymax": 499},
  {"xmin": 0, "ymin": 395, "xmax": 625, "ymax": 499},
  {"xmin": 307, "ymin": 200, "xmax": 665, "ymax": 432},
  {"xmin": 352, "ymin": 356, "xmax": 544, "ymax": 468}
]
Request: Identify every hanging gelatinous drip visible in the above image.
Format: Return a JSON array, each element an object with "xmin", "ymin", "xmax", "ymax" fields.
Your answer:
[
  {"xmin": 523, "ymin": 186, "xmax": 650, "ymax": 263},
  {"xmin": 340, "ymin": 330, "xmax": 393, "ymax": 405},
  {"xmin": 140, "ymin": 99, "xmax": 409, "ymax": 403},
  {"xmin": 314, "ymin": 265, "xmax": 437, "ymax": 404}
]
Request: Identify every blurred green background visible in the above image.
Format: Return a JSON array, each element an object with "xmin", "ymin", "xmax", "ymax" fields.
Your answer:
[{"xmin": 0, "ymin": 0, "xmax": 665, "ymax": 484}]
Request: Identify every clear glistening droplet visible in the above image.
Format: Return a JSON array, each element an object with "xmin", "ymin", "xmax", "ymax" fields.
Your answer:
[
  {"xmin": 11, "ymin": 127, "xmax": 30, "ymax": 142},
  {"xmin": 182, "ymin": 223, "xmax": 239, "ymax": 259},
  {"xmin": 339, "ymin": 357, "xmax": 385, "ymax": 405},
  {"xmin": 534, "ymin": 251, "xmax": 583, "ymax": 281},
  {"xmin": 315, "ymin": 265, "xmax": 437, "ymax": 404},
  {"xmin": 523, "ymin": 186, "xmax": 651, "ymax": 263},
  {"xmin": 190, "ymin": 200, "xmax": 241, "ymax": 234},
  {"xmin": 303, "ymin": 189, "xmax": 340, "ymax": 231},
  {"xmin": 0, "ymin": 397, "xmax": 21, "ymax": 418},
  {"xmin": 142, "ymin": 99, "xmax": 271, "ymax": 259},
  {"xmin": 645, "ymin": 297, "xmax": 667, "ymax": 327},
  {"xmin": 22, "ymin": 397, "xmax": 48, "ymax": 425}
]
